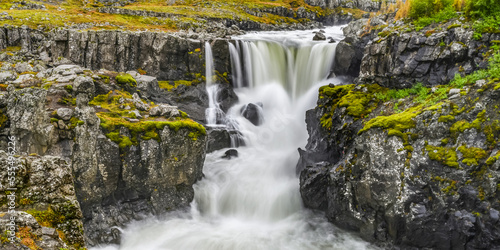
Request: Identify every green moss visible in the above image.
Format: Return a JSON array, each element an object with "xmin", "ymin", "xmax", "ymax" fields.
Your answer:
[
  {"xmin": 68, "ymin": 117, "xmax": 84, "ymax": 129},
  {"xmin": 42, "ymin": 83, "xmax": 53, "ymax": 90},
  {"xmin": 115, "ymin": 73, "xmax": 137, "ymax": 88},
  {"xmin": 50, "ymin": 118, "xmax": 59, "ymax": 123},
  {"xmin": 426, "ymin": 145, "xmax": 459, "ymax": 168},
  {"xmin": 457, "ymin": 145, "xmax": 487, "ymax": 166},
  {"xmin": 158, "ymin": 80, "xmax": 193, "ymax": 91},
  {"xmin": 65, "ymin": 85, "xmax": 73, "ymax": 92},
  {"xmin": 450, "ymin": 119, "xmax": 481, "ymax": 138},
  {"xmin": 179, "ymin": 110, "xmax": 188, "ymax": 118},
  {"xmin": 359, "ymin": 106, "xmax": 420, "ymax": 135},
  {"xmin": 318, "ymin": 84, "xmax": 354, "ymax": 129},
  {"xmin": 0, "ymin": 112, "xmax": 8, "ymax": 129},
  {"xmin": 441, "ymin": 138, "xmax": 449, "ymax": 145},
  {"xmin": 106, "ymin": 132, "xmax": 133, "ymax": 148},
  {"xmin": 337, "ymin": 88, "xmax": 378, "ymax": 118},
  {"xmin": 486, "ymin": 151, "xmax": 500, "ymax": 165},
  {"xmin": 58, "ymin": 97, "xmax": 76, "ymax": 106},
  {"xmin": 438, "ymin": 115, "xmax": 455, "ymax": 123}
]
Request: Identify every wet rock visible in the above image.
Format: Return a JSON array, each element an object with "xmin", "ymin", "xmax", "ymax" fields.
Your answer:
[
  {"xmin": 313, "ymin": 32, "xmax": 326, "ymax": 41},
  {"xmin": 222, "ymin": 149, "xmax": 238, "ymax": 159},
  {"xmin": 240, "ymin": 103, "xmax": 264, "ymax": 126},
  {"xmin": 206, "ymin": 127, "xmax": 231, "ymax": 153}
]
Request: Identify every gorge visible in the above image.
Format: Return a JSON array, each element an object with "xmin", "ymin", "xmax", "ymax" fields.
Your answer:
[{"xmin": 0, "ymin": 0, "xmax": 500, "ymax": 249}]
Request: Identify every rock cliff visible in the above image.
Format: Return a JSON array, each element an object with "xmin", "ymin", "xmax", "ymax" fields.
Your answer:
[
  {"xmin": 306, "ymin": 0, "xmax": 396, "ymax": 12},
  {"xmin": 334, "ymin": 14, "xmax": 499, "ymax": 88},
  {"xmin": 0, "ymin": 60, "xmax": 209, "ymax": 248},
  {"xmin": 299, "ymin": 18, "xmax": 500, "ymax": 247}
]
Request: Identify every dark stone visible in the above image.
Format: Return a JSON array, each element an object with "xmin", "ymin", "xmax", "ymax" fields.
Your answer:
[
  {"xmin": 313, "ymin": 32, "xmax": 326, "ymax": 41},
  {"xmin": 221, "ymin": 149, "xmax": 238, "ymax": 159},
  {"xmin": 240, "ymin": 103, "xmax": 264, "ymax": 126}
]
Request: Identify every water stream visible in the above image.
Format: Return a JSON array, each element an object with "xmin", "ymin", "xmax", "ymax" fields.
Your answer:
[{"xmin": 95, "ymin": 26, "xmax": 375, "ymax": 250}]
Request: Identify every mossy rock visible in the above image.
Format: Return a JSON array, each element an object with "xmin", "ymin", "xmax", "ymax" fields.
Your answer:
[{"xmin": 115, "ymin": 73, "xmax": 137, "ymax": 88}]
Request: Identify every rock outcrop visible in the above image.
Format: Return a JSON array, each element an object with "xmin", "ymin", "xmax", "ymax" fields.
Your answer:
[
  {"xmin": 298, "ymin": 79, "xmax": 500, "ymax": 248},
  {"xmin": 0, "ymin": 152, "xmax": 85, "ymax": 249},
  {"xmin": 334, "ymin": 15, "xmax": 498, "ymax": 88},
  {"xmin": 305, "ymin": 0, "xmax": 396, "ymax": 12},
  {"xmin": 0, "ymin": 63, "xmax": 208, "ymax": 247}
]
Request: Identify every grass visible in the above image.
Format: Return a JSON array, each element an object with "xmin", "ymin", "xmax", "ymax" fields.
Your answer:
[{"xmin": 0, "ymin": 0, "xmax": 341, "ymax": 31}]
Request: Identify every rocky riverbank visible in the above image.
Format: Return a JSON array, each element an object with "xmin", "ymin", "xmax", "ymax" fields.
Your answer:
[
  {"xmin": 298, "ymin": 12, "xmax": 500, "ymax": 249},
  {"xmin": 0, "ymin": 55, "xmax": 214, "ymax": 248}
]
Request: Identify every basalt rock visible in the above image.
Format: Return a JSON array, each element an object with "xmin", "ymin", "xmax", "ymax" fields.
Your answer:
[
  {"xmin": 298, "ymin": 83, "xmax": 500, "ymax": 249},
  {"xmin": 240, "ymin": 103, "xmax": 264, "ymax": 126},
  {"xmin": 334, "ymin": 16, "xmax": 498, "ymax": 88},
  {"xmin": 0, "ymin": 65, "xmax": 208, "ymax": 247},
  {"xmin": 305, "ymin": 0, "xmax": 396, "ymax": 12}
]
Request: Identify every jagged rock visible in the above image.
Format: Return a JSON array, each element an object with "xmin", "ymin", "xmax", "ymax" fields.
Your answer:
[
  {"xmin": 240, "ymin": 103, "xmax": 264, "ymax": 126},
  {"xmin": 298, "ymin": 83, "xmax": 500, "ymax": 249},
  {"xmin": 0, "ymin": 153, "xmax": 85, "ymax": 249},
  {"xmin": 132, "ymin": 93, "xmax": 149, "ymax": 111},
  {"xmin": 149, "ymin": 104, "xmax": 180, "ymax": 118},
  {"xmin": 52, "ymin": 64, "xmax": 84, "ymax": 76},
  {"xmin": 14, "ymin": 62, "xmax": 33, "ymax": 73},
  {"xmin": 57, "ymin": 108, "xmax": 73, "ymax": 121},
  {"xmin": 449, "ymin": 88, "xmax": 461, "ymax": 95},
  {"xmin": 11, "ymin": 73, "xmax": 34, "ymax": 85},
  {"xmin": 73, "ymin": 76, "xmax": 95, "ymax": 98},
  {"xmin": 0, "ymin": 71, "xmax": 17, "ymax": 83},
  {"xmin": 221, "ymin": 149, "xmax": 238, "ymax": 159},
  {"xmin": 313, "ymin": 32, "xmax": 326, "ymax": 41}
]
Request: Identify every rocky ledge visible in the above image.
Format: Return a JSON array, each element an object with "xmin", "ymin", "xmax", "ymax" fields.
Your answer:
[
  {"xmin": 0, "ymin": 57, "xmax": 217, "ymax": 248},
  {"xmin": 299, "ymin": 37, "xmax": 500, "ymax": 248}
]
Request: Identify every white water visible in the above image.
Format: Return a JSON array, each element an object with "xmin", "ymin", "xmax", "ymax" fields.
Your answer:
[
  {"xmin": 94, "ymin": 26, "xmax": 375, "ymax": 250},
  {"xmin": 205, "ymin": 41, "xmax": 225, "ymax": 126}
]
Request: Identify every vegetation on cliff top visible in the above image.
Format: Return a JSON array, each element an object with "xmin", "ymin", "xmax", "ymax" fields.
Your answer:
[
  {"xmin": 0, "ymin": 0, "xmax": 349, "ymax": 31},
  {"xmin": 393, "ymin": 0, "xmax": 500, "ymax": 35}
]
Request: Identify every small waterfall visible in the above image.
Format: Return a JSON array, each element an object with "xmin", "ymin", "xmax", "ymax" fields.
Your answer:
[{"xmin": 205, "ymin": 41, "xmax": 224, "ymax": 126}]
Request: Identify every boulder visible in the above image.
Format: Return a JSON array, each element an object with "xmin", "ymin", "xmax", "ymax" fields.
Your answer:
[
  {"xmin": 132, "ymin": 93, "xmax": 150, "ymax": 111},
  {"xmin": 56, "ymin": 108, "xmax": 73, "ymax": 121},
  {"xmin": 221, "ymin": 149, "xmax": 238, "ymax": 159},
  {"xmin": 14, "ymin": 62, "xmax": 33, "ymax": 73},
  {"xmin": 0, "ymin": 71, "xmax": 17, "ymax": 83},
  {"xmin": 149, "ymin": 104, "xmax": 180, "ymax": 118},
  {"xmin": 313, "ymin": 32, "xmax": 326, "ymax": 41},
  {"xmin": 240, "ymin": 103, "xmax": 264, "ymax": 126}
]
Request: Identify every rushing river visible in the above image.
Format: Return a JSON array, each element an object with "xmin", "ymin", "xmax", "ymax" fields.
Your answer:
[{"xmin": 94, "ymin": 26, "xmax": 376, "ymax": 250}]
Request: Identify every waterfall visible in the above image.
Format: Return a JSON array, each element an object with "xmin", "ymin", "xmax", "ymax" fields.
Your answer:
[
  {"xmin": 205, "ymin": 41, "xmax": 224, "ymax": 126},
  {"xmin": 228, "ymin": 34, "xmax": 339, "ymax": 100},
  {"xmin": 92, "ymin": 26, "xmax": 375, "ymax": 250}
]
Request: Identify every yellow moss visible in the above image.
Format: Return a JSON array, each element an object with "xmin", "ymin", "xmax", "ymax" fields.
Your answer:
[
  {"xmin": 426, "ymin": 145, "xmax": 459, "ymax": 168},
  {"xmin": 158, "ymin": 80, "xmax": 193, "ymax": 91},
  {"xmin": 359, "ymin": 106, "xmax": 419, "ymax": 134},
  {"xmin": 115, "ymin": 73, "xmax": 137, "ymax": 88},
  {"xmin": 438, "ymin": 115, "xmax": 455, "ymax": 123},
  {"xmin": 457, "ymin": 145, "xmax": 487, "ymax": 166}
]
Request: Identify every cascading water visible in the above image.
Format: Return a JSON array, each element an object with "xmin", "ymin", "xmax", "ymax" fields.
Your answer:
[{"xmin": 94, "ymin": 26, "xmax": 376, "ymax": 250}]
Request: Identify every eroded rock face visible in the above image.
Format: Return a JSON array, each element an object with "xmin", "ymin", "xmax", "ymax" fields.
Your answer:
[
  {"xmin": 334, "ymin": 16, "xmax": 497, "ymax": 88},
  {"xmin": 0, "ymin": 152, "xmax": 85, "ymax": 249},
  {"xmin": 298, "ymin": 83, "xmax": 500, "ymax": 249},
  {"xmin": 0, "ymin": 65, "xmax": 209, "ymax": 247},
  {"xmin": 305, "ymin": 0, "xmax": 396, "ymax": 12}
]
